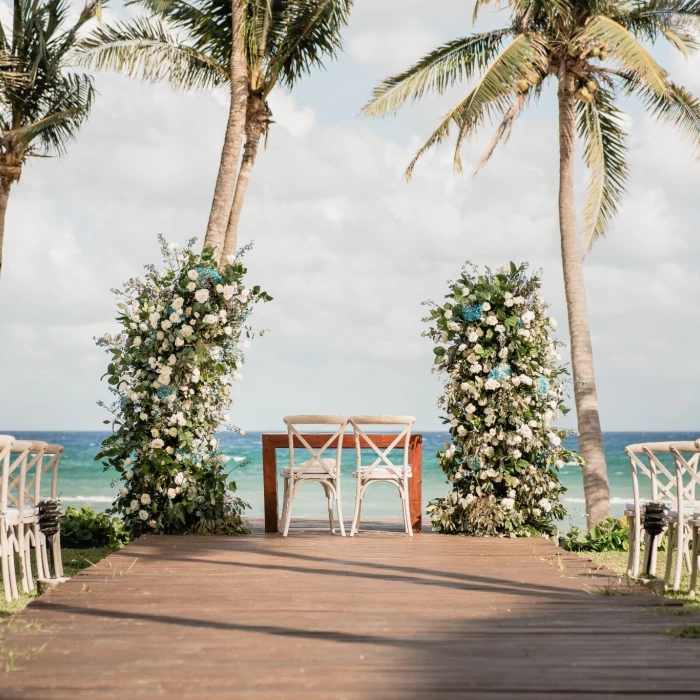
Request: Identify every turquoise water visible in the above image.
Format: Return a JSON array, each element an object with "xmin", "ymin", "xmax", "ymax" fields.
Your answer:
[{"xmin": 5, "ymin": 431, "xmax": 699, "ymax": 528}]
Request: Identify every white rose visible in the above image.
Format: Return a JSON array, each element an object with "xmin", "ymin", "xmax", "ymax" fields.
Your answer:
[
  {"xmin": 174, "ymin": 472, "xmax": 185, "ymax": 485},
  {"xmin": 169, "ymin": 312, "xmax": 181, "ymax": 323},
  {"xmin": 130, "ymin": 499, "xmax": 139, "ymax": 510},
  {"xmin": 171, "ymin": 297, "xmax": 184, "ymax": 309},
  {"xmin": 187, "ymin": 269, "xmax": 199, "ymax": 280},
  {"xmin": 169, "ymin": 427, "xmax": 178, "ymax": 437},
  {"xmin": 175, "ymin": 337, "xmax": 184, "ymax": 347},
  {"xmin": 519, "ymin": 374, "xmax": 533, "ymax": 386},
  {"xmin": 505, "ymin": 299, "xmax": 514, "ymax": 308},
  {"xmin": 226, "ymin": 254, "xmax": 236, "ymax": 265},
  {"xmin": 181, "ymin": 325, "xmax": 194, "ymax": 338},
  {"xmin": 501, "ymin": 498, "xmax": 515, "ymax": 510},
  {"xmin": 133, "ymin": 336, "xmax": 142, "ymax": 347},
  {"xmin": 194, "ymin": 289, "xmax": 210, "ymax": 303},
  {"xmin": 167, "ymin": 488, "xmax": 177, "ymax": 499},
  {"xmin": 498, "ymin": 348, "xmax": 509, "ymax": 359},
  {"xmin": 504, "ymin": 292, "xmax": 513, "ymax": 299},
  {"xmin": 460, "ymin": 382, "xmax": 470, "ymax": 391},
  {"xmin": 126, "ymin": 470, "xmax": 134, "ymax": 481},
  {"xmin": 138, "ymin": 509, "xmax": 149, "ymax": 521},
  {"xmin": 119, "ymin": 487, "xmax": 128, "ymax": 497},
  {"xmin": 161, "ymin": 320, "xmax": 172, "ymax": 330},
  {"xmin": 444, "ymin": 310, "xmax": 453, "ymax": 319},
  {"xmin": 512, "ymin": 449, "xmax": 522, "ymax": 459},
  {"xmin": 124, "ymin": 457, "xmax": 132, "ymax": 467},
  {"xmin": 486, "ymin": 315, "xmax": 498, "ymax": 326},
  {"xmin": 447, "ymin": 321, "xmax": 460, "ymax": 331},
  {"xmin": 151, "ymin": 438, "xmax": 164, "ymax": 449},
  {"xmin": 216, "ymin": 284, "xmax": 224, "ymax": 293},
  {"xmin": 140, "ymin": 493, "xmax": 151, "ymax": 505},
  {"xmin": 549, "ymin": 317, "xmax": 558, "ymax": 330},
  {"xmin": 532, "ymin": 508, "xmax": 541, "ymax": 517},
  {"xmin": 466, "ymin": 403, "xmax": 476, "ymax": 414},
  {"xmin": 222, "ymin": 285, "xmax": 235, "ymax": 300},
  {"xmin": 468, "ymin": 332, "xmax": 478, "ymax": 343},
  {"xmin": 203, "ymin": 313, "xmax": 218, "ymax": 325},
  {"xmin": 482, "ymin": 302, "xmax": 491, "ymax": 311},
  {"xmin": 548, "ymin": 432, "xmax": 562, "ymax": 447},
  {"xmin": 521, "ymin": 310, "xmax": 535, "ymax": 324},
  {"xmin": 514, "ymin": 296, "xmax": 525, "ymax": 305},
  {"xmin": 187, "ymin": 282, "xmax": 196, "ymax": 291},
  {"xmin": 156, "ymin": 331, "xmax": 165, "ymax": 340},
  {"xmin": 484, "ymin": 378, "xmax": 500, "ymax": 390},
  {"xmin": 224, "ymin": 326, "xmax": 233, "ymax": 336},
  {"xmin": 538, "ymin": 498, "xmax": 552, "ymax": 513}
]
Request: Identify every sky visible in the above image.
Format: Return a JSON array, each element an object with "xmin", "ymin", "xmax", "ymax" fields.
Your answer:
[{"xmin": 0, "ymin": 0, "xmax": 699, "ymax": 433}]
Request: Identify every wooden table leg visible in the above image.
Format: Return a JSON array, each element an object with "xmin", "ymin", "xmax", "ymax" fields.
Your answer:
[
  {"xmin": 409, "ymin": 435, "xmax": 423, "ymax": 532},
  {"xmin": 262, "ymin": 436, "xmax": 278, "ymax": 533}
]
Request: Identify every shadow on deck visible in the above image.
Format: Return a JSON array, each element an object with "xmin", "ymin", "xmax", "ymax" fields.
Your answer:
[{"xmin": 1, "ymin": 519, "xmax": 697, "ymax": 699}]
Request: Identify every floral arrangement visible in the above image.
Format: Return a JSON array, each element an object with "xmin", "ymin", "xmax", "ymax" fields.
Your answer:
[
  {"xmin": 424, "ymin": 262, "xmax": 581, "ymax": 537},
  {"xmin": 96, "ymin": 236, "xmax": 271, "ymax": 536}
]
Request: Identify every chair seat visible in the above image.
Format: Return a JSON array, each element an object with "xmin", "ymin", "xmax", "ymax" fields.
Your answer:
[
  {"xmin": 666, "ymin": 504, "xmax": 699, "ymax": 520},
  {"xmin": 625, "ymin": 501, "xmax": 672, "ymax": 515},
  {"xmin": 2, "ymin": 506, "xmax": 36, "ymax": 520},
  {"xmin": 282, "ymin": 457, "xmax": 338, "ymax": 478},
  {"xmin": 354, "ymin": 466, "xmax": 412, "ymax": 480}
]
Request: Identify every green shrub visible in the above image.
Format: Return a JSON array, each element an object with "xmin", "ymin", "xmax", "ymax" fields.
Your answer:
[
  {"xmin": 560, "ymin": 517, "xmax": 629, "ymax": 552},
  {"xmin": 61, "ymin": 507, "xmax": 129, "ymax": 549}
]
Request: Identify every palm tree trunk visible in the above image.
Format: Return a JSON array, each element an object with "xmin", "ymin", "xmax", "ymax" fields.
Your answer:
[
  {"xmin": 221, "ymin": 93, "xmax": 270, "ymax": 262},
  {"xmin": 557, "ymin": 66, "xmax": 610, "ymax": 528},
  {"xmin": 0, "ymin": 181, "xmax": 12, "ymax": 280},
  {"xmin": 202, "ymin": 0, "xmax": 248, "ymax": 263},
  {"xmin": 221, "ymin": 126, "xmax": 261, "ymax": 262}
]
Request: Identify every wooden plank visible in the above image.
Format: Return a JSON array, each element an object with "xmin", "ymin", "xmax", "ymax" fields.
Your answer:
[
  {"xmin": 2, "ymin": 521, "xmax": 698, "ymax": 699},
  {"xmin": 409, "ymin": 435, "xmax": 423, "ymax": 532}
]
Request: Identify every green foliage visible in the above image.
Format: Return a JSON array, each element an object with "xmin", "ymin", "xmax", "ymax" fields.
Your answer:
[
  {"xmin": 96, "ymin": 236, "xmax": 270, "ymax": 536},
  {"xmin": 60, "ymin": 507, "xmax": 129, "ymax": 549},
  {"xmin": 425, "ymin": 262, "xmax": 579, "ymax": 537},
  {"xmin": 362, "ymin": 0, "xmax": 700, "ymax": 251},
  {"xmin": 561, "ymin": 517, "xmax": 629, "ymax": 552}
]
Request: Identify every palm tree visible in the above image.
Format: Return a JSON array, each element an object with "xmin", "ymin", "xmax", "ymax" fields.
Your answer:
[
  {"xmin": 0, "ymin": 0, "xmax": 99, "ymax": 278},
  {"xmin": 362, "ymin": 0, "xmax": 700, "ymax": 527},
  {"xmin": 79, "ymin": 0, "xmax": 352, "ymax": 262}
]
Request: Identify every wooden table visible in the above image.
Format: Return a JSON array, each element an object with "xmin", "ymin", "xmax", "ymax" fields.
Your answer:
[{"xmin": 262, "ymin": 433, "xmax": 423, "ymax": 533}]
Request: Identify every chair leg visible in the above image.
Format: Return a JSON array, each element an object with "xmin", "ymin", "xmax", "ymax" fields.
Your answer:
[
  {"xmin": 683, "ymin": 526, "xmax": 692, "ymax": 573},
  {"xmin": 323, "ymin": 483, "xmax": 336, "ymax": 535},
  {"xmin": 282, "ymin": 484, "xmax": 294, "ymax": 538},
  {"xmin": 402, "ymin": 486, "xmax": 413, "ymax": 537},
  {"xmin": 690, "ymin": 526, "xmax": 699, "ymax": 598},
  {"xmin": 626, "ymin": 517, "xmax": 636, "ymax": 577},
  {"xmin": 53, "ymin": 534, "xmax": 64, "ymax": 578},
  {"xmin": 351, "ymin": 483, "xmax": 364, "ymax": 537},
  {"xmin": 279, "ymin": 478, "xmax": 289, "ymax": 533},
  {"xmin": 650, "ymin": 526, "xmax": 662, "ymax": 577},
  {"xmin": 335, "ymin": 481, "xmax": 346, "ymax": 537},
  {"xmin": 673, "ymin": 521, "xmax": 685, "ymax": 592},
  {"xmin": 8, "ymin": 532, "xmax": 18, "ymax": 600},
  {"xmin": 1, "ymin": 526, "xmax": 11, "ymax": 603},
  {"xmin": 23, "ymin": 529, "xmax": 34, "ymax": 591},
  {"xmin": 664, "ymin": 523, "xmax": 674, "ymax": 590},
  {"xmin": 33, "ymin": 525, "xmax": 44, "ymax": 581},
  {"xmin": 16, "ymin": 525, "xmax": 30, "ymax": 594}
]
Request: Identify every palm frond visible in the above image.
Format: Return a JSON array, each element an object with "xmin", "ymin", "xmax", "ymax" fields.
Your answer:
[
  {"xmin": 405, "ymin": 33, "xmax": 547, "ymax": 178},
  {"xmin": 77, "ymin": 17, "xmax": 228, "ymax": 91},
  {"xmin": 362, "ymin": 29, "xmax": 512, "ymax": 118},
  {"xmin": 614, "ymin": 69, "xmax": 700, "ymax": 154},
  {"xmin": 578, "ymin": 15, "xmax": 669, "ymax": 96},
  {"xmin": 576, "ymin": 86, "xmax": 629, "ymax": 252}
]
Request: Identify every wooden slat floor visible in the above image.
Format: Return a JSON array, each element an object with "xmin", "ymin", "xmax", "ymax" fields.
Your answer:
[{"xmin": 1, "ymin": 518, "xmax": 699, "ymax": 699}]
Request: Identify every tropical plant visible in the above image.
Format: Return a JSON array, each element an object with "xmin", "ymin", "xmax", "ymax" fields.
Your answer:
[
  {"xmin": 362, "ymin": 0, "xmax": 700, "ymax": 527},
  {"xmin": 0, "ymin": 0, "xmax": 99, "ymax": 278},
  {"xmin": 425, "ymin": 262, "xmax": 580, "ymax": 537},
  {"xmin": 95, "ymin": 235, "xmax": 271, "ymax": 535},
  {"xmin": 61, "ymin": 506, "xmax": 130, "ymax": 548},
  {"xmin": 561, "ymin": 516, "xmax": 630, "ymax": 552},
  {"xmin": 79, "ymin": 0, "xmax": 352, "ymax": 262}
]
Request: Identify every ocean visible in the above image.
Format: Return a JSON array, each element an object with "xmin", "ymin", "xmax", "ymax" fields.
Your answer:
[{"xmin": 5, "ymin": 431, "xmax": 699, "ymax": 528}]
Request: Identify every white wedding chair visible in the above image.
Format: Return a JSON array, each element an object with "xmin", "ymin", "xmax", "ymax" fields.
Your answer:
[
  {"xmin": 663, "ymin": 441, "xmax": 700, "ymax": 591},
  {"xmin": 35, "ymin": 444, "xmax": 65, "ymax": 578},
  {"xmin": 280, "ymin": 416, "xmax": 348, "ymax": 537},
  {"xmin": 0, "ymin": 434, "xmax": 18, "ymax": 602},
  {"xmin": 625, "ymin": 441, "xmax": 678, "ymax": 578},
  {"xmin": 349, "ymin": 416, "xmax": 415, "ymax": 537},
  {"xmin": 8, "ymin": 440, "xmax": 48, "ymax": 590}
]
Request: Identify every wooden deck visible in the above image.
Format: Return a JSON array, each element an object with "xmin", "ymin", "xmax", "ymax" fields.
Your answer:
[{"xmin": 1, "ymin": 519, "xmax": 699, "ymax": 699}]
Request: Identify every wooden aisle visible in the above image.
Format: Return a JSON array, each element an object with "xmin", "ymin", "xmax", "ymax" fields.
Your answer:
[{"xmin": 1, "ymin": 519, "xmax": 699, "ymax": 699}]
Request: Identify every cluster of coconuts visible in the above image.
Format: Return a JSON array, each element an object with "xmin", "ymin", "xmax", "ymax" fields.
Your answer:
[
  {"xmin": 568, "ymin": 41, "xmax": 609, "ymax": 61},
  {"xmin": 575, "ymin": 78, "xmax": 599, "ymax": 103}
]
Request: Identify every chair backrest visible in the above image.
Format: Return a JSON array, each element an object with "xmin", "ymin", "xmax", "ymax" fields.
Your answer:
[
  {"xmin": 41, "ymin": 444, "xmax": 64, "ymax": 501},
  {"xmin": 283, "ymin": 415, "xmax": 349, "ymax": 479},
  {"xmin": 0, "ymin": 435, "xmax": 15, "ymax": 518},
  {"xmin": 349, "ymin": 416, "xmax": 416, "ymax": 479},
  {"xmin": 9, "ymin": 441, "xmax": 49, "ymax": 507},
  {"xmin": 1, "ymin": 439, "xmax": 33, "ymax": 518},
  {"xmin": 625, "ymin": 441, "xmax": 700, "ymax": 516}
]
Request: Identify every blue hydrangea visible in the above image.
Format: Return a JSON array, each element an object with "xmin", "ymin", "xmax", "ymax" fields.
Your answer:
[
  {"xmin": 461, "ymin": 304, "xmax": 483, "ymax": 322},
  {"xmin": 489, "ymin": 362, "xmax": 512, "ymax": 380},
  {"xmin": 156, "ymin": 385, "xmax": 177, "ymax": 400},
  {"xmin": 464, "ymin": 455, "xmax": 482, "ymax": 471},
  {"xmin": 535, "ymin": 376, "xmax": 549, "ymax": 399},
  {"xmin": 195, "ymin": 266, "xmax": 222, "ymax": 284}
]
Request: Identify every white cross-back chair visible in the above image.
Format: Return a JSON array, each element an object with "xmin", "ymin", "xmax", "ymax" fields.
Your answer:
[
  {"xmin": 35, "ymin": 444, "xmax": 65, "ymax": 578},
  {"xmin": 280, "ymin": 416, "xmax": 348, "ymax": 537},
  {"xmin": 8, "ymin": 440, "xmax": 48, "ymax": 591},
  {"xmin": 0, "ymin": 434, "xmax": 18, "ymax": 602},
  {"xmin": 349, "ymin": 416, "xmax": 415, "ymax": 537},
  {"xmin": 625, "ymin": 441, "xmax": 700, "ymax": 591}
]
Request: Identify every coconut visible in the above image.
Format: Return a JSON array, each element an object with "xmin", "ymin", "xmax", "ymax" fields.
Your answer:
[
  {"xmin": 515, "ymin": 78, "xmax": 529, "ymax": 93},
  {"xmin": 586, "ymin": 80, "xmax": 598, "ymax": 91},
  {"xmin": 591, "ymin": 46, "xmax": 600, "ymax": 57}
]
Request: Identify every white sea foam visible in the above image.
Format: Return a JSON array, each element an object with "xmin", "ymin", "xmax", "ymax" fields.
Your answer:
[
  {"xmin": 62, "ymin": 495, "xmax": 113, "ymax": 503},
  {"xmin": 232, "ymin": 456, "xmax": 245, "ymax": 462}
]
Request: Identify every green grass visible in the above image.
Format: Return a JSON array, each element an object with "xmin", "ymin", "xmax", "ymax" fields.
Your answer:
[
  {"xmin": 0, "ymin": 546, "xmax": 113, "ymax": 619},
  {"xmin": 586, "ymin": 550, "xmax": 700, "ymax": 612}
]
